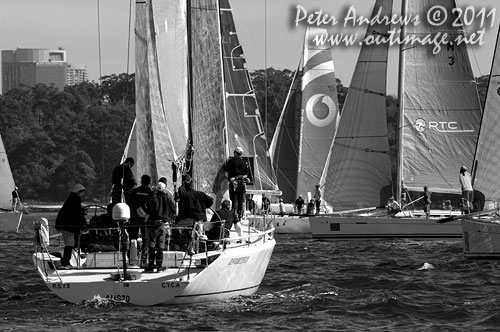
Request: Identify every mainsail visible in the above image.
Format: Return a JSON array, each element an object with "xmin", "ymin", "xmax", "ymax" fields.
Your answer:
[
  {"xmin": 0, "ymin": 134, "xmax": 16, "ymax": 210},
  {"xmin": 399, "ymin": 0, "xmax": 482, "ymax": 195},
  {"xmin": 471, "ymin": 26, "xmax": 500, "ymax": 203},
  {"xmin": 220, "ymin": 0, "xmax": 279, "ymax": 195},
  {"xmin": 271, "ymin": 27, "xmax": 340, "ymax": 203},
  {"xmin": 321, "ymin": 0, "xmax": 393, "ymax": 210},
  {"xmin": 135, "ymin": 0, "xmax": 278, "ymax": 197},
  {"xmin": 190, "ymin": 0, "xmax": 227, "ymax": 193}
]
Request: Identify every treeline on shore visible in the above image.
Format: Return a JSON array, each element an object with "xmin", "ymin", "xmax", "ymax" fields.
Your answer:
[{"xmin": 0, "ymin": 70, "xmax": 488, "ymax": 203}]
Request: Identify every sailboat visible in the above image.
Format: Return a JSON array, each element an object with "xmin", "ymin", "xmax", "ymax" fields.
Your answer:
[
  {"xmin": 309, "ymin": 0, "xmax": 482, "ymax": 239},
  {"xmin": 0, "ymin": 133, "xmax": 23, "ymax": 232},
  {"xmin": 32, "ymin": 0, "xmax": 276, "ymax": 305},
  {"xmin": 460, "ymin": 25, "xmax": 500, "ymax": 258},
  {"xmin": 263, "ymin": 27, "xmax": 340, "ymax": 234}
]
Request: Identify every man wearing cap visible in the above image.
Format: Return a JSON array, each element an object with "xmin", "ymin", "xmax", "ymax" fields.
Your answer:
[
  {"xmin": 158, "ymin": 176, "xmax": 172, "ymax": 195},
  {"xmin": 55, "ymin": 183, "xmax": 88, "ymax": 268},
  {"xmin": 459, "ymin": 165, "xmax": 473, "ymax": 214},
  {"xmin": 224, "ymin": 146, "xmax": 249, "ymax": 220}
]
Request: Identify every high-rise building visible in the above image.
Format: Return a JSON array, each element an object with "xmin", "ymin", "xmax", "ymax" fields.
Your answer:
[
  {"xmin": 1, "ymin": 47, "xmax": 89, "ymax": 94},
  {"xmin": 67, "ymin": 64, "xmax": 88, "ymax": 86}
]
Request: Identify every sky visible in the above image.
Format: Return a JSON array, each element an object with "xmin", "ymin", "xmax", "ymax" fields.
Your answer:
[{"xmin": 0, "ymin": 0, "xmax": 498, "ymax": 95}]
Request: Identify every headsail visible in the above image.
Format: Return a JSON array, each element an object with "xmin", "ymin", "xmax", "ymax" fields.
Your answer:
[
  {"xmin": 471, "ymin": 26, "xmax": 500, "ymax": 203},
  {"xmin": 271, "ymin": 27, "xmax": 340, "ymax": 203},
  {"xmin": 399, "ymin": 0, "xmax": 482, "ymax": 195},
  {"xmin": 121, "ymin": 119, "xmax": 137, "ymax": 175},
  {"xmin": 0, "ymin": 134, "xmax": 16, "ymax": 210},
  {"xmin": 270, "ymin": 66, "xmax": 301, "ymax": 203},
  {"xmin": 321, "ymin": 0, "xmax": 393, "ymax": 210}
]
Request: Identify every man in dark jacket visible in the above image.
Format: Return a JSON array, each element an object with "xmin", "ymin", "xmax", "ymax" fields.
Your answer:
[
  {"xmin": 111, "ymin": 157, "xmax": 136, "ymax": 205},
  {"xmin": 207, "ymin": 199, "xmax": 238, "ymax": 241},
  {"xmin": 129, "ymin": 174, "xmax": 154, "ymax": 266},
  {"xmin": 55, "ymin": 183, "xmax": 88, "ymax": 268},
  {"xmin": 129, "ymin": 174, "xmax": 154, "ymax": 241},
  {"xmin": 176, "ymin": 175, "xmax": 214, "ymax": 254},
  {"xmin": 144, "ymin": 182, "xmax": 176, "ymax": 272},
  {"xmin": 295, "ymin": 195, "xmax": 305, "ymax": 215},
  {"xmin": 176, "ymin": 175, "xmax": 214, "ymax": 224},
  {"xmin": 224, "ymin": 146, "xmax": 249, "ymax": 220}
]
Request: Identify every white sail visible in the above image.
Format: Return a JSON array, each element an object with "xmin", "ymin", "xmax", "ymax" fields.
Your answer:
[
  {"xmin": 121, "ymin": 119, "xmax": 137, "ymax": 174},
  {"xmin": 0, "ymin": 134, "xmax": 16, "ymax": 210}
]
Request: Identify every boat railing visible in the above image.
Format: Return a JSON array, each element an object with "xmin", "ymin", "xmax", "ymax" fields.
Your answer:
[{"xmin": 33, "ymin": 218, "xmax": 275, "ymax": 274}]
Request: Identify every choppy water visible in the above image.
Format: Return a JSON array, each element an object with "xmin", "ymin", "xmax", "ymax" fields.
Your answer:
[{"xmin": 2, "ymin": 212, "xmax": 500, "ymax": 331}]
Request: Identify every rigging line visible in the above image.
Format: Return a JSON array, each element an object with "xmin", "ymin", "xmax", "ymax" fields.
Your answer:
[
  {"xmin": 126, "ymin": 0, "xmax": 133, "ymax": 86},
  {"xmin": 97, "ymin": 0, "xmax": 106, "ymax": 202},
  {"xmin": 264, "ymin": 0, "xmax": 268, "ymax": 145},
  {"xmin": 122, "ymin": 0, "xmax": 134, "ymax": 175}
]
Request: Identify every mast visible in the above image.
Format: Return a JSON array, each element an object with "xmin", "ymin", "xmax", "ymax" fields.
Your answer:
[
  {"xmin": 396, "ymin": 0, "xmax": 407, "ymax": 205},
  {"xmin": 218, "ymin": 0, "xmax": 230, "ymax": 159},
  {"xmin": 185, "ymin": 0, "xmax": 194, "ymax": 180}
]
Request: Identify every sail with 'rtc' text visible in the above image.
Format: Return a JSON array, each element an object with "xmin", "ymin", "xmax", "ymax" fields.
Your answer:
[{"xmin": 399, "ymin": 0, "xmax": 482, "ymax": 196}]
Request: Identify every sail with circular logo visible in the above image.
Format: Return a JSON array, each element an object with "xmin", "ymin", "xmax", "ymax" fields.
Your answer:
[{"xmin": 270, "ymin": 27, "xmax": 340, "ymax": 203}]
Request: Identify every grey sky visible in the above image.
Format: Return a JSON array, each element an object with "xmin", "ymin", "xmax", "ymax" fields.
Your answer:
[{"xmin": 0, "ymin": 0, "xmax": 498, "ymax": 95}]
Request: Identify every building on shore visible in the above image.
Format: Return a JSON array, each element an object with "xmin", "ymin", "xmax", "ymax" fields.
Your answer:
[{"xmin": 1, "ymin": 47, "xmax": 88, "ymax": 94}]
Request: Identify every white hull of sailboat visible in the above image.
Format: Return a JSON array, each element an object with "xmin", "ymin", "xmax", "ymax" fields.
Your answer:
[
  {"xmin": 33, "ymin": 231, "xmax": 275, "ymax": 306},
  {"xmin": 0, "ymin": 211, "xmax": 22, "ymax": 232},
  {"xmin": 310, "ymin": 213, "xmax": 462, "ymax": 240},
  {"xmin": 271, "ymin": 216, "xmax": 310, "ymax": 234},
  {"xmin": 248, "ymin": 215, "xmax": 310, "ymax": 234},
  {"xmin": 462, "ymin": 217, "xmax": 500, "ymax": 259}
]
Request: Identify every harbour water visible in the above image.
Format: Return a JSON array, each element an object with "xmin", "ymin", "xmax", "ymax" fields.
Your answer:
[{"xmin": 2, "ymin": 212, "xmax": 500, "ymax": 331}]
